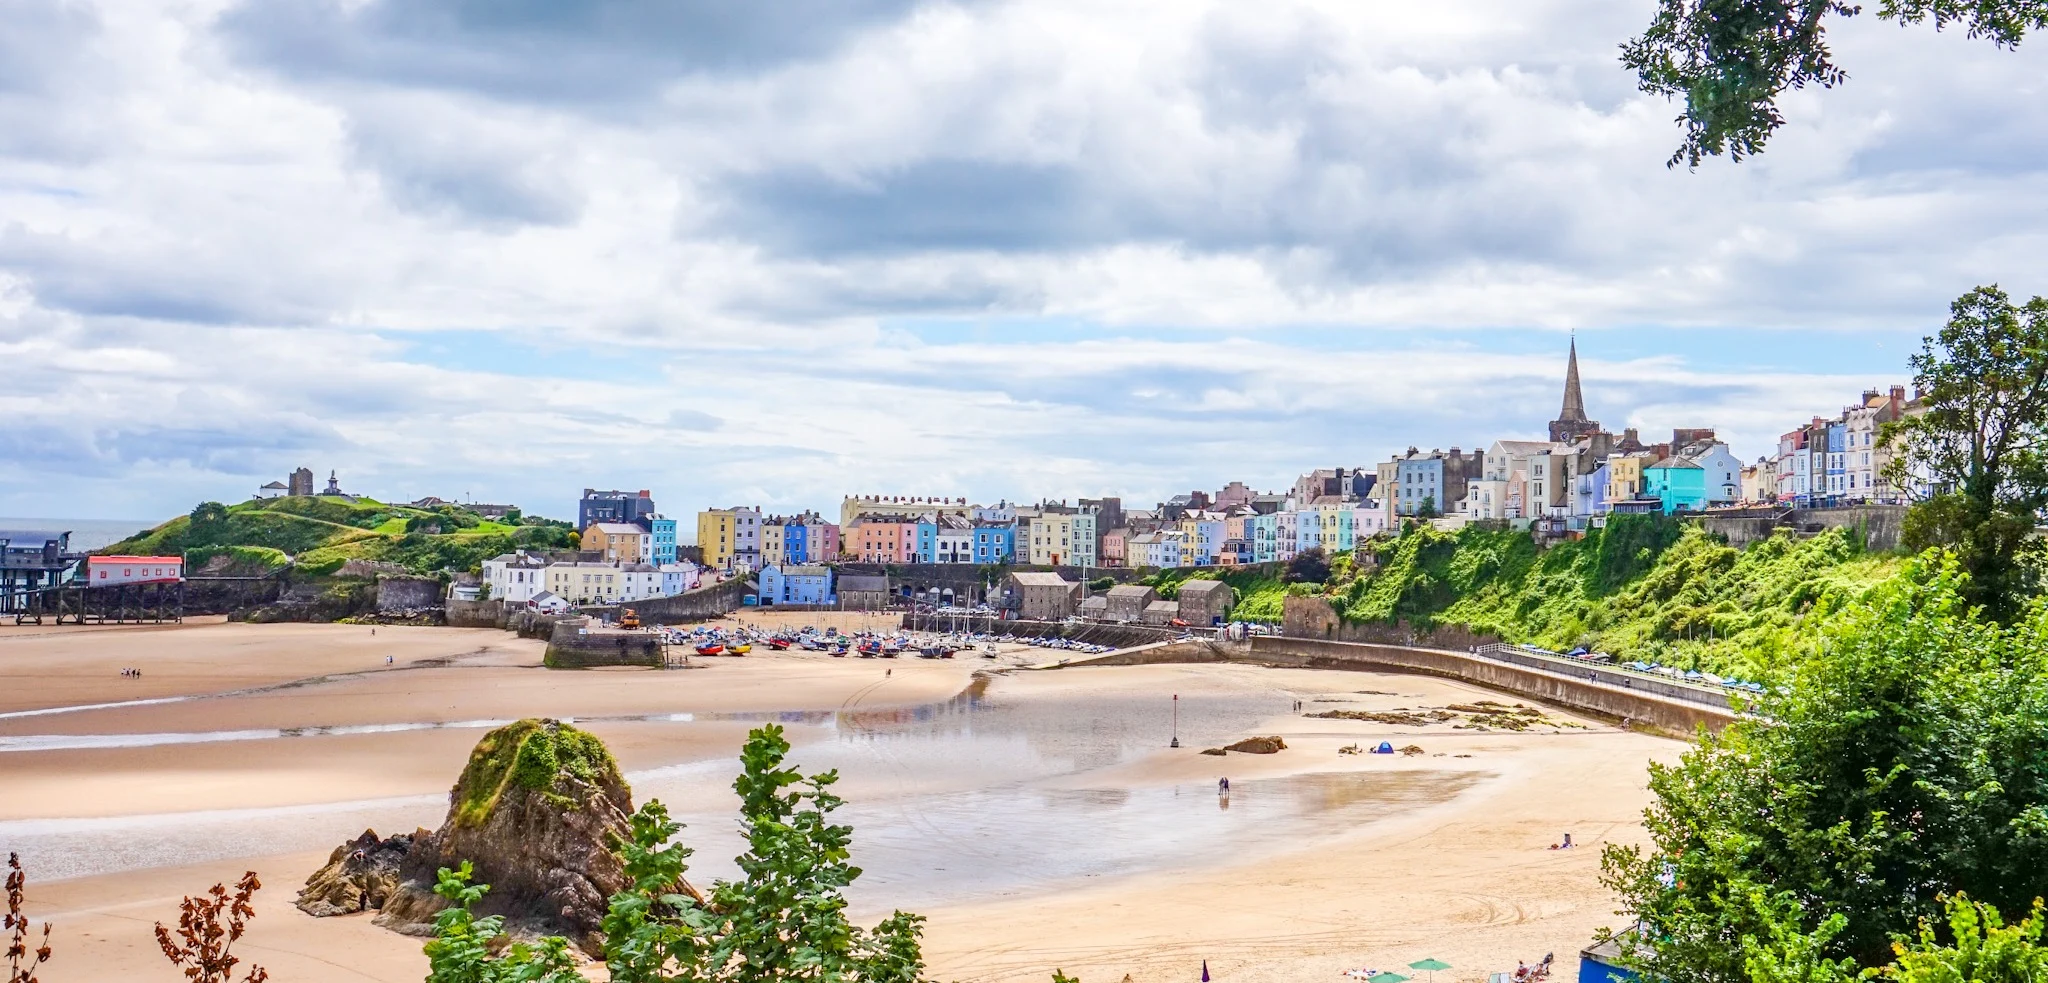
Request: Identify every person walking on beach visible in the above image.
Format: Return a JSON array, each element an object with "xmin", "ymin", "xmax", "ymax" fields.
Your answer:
[{"xmin": 1218, "ymin": 777, "xmax": 1230, "ymax": 794}]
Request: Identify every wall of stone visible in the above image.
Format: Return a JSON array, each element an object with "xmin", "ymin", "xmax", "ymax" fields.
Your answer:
[
  {"xmin": 894, "ymin": 613, "xmax": 1191, "ymax": 649},
  {"xmin": 1701, "ymin": 505, "xmax": 1907, "ymax": 550},
  {"xmin": 445, "ymin": 598, "xmax": 507, "ymax": 629},
  {"xmin": 612, "ymin": 576, "xmax": 750, "ymax": 624},
  {"xmin": 1279, "ymin": 595, "xmax": 1502, "ymax": 650},
  {"xmin": 374, "ymin": 576, "xmax": 444, "ymax": 615},
  {"xmin": 542, "ymin": 618, "xmax": 664, "ymax": 668}
]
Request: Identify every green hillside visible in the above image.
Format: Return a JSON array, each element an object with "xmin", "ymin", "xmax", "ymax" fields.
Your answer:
[
  {"xmin": 1309, "ymin": 515, "xmax": 1903, "ymax": 680},
  {"xmin": 108, "ymin": 496, "xmax": 575, "ymax": 576}
]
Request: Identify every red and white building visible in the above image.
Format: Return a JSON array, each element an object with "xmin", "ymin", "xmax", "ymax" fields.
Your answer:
[{"xmin": 85, "ymin": 556, "xmax": 183, "ymax": 585}]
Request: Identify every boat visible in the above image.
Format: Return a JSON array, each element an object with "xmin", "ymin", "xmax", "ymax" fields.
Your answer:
[
  {"xmin": 857, "ymin": 641, "xmax": 882, "ymax": 657},
  {"xmin": 694, "ymin": 643, "xmax": 724, "ymax": 656},
  {"xmin": 729, "ymin": 643, "xmax": 752, "ymax": 655},
  {"xmin": 766, "ymin": 638, "xmax": 792, "ymax": 651}
]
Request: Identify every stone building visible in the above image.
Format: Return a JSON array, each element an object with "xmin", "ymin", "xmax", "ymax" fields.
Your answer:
[
  {"xmin": 1142, "ymin": 599, "xmax": 1181, "ymax": 625},
  {"xmin": 1104, "ymin": 584, "xmax": 1158, "ymax": 623},
  {"xmin": 838, "ymin": 574, "xmax": 893, "ymax": 611},
  {"xmin": 1001, "ymin": 571, "xmax": 1080, "ymax": 621},
  {"xmin": 1176, "ymin": 579, "xmax": 1235, "ymax": 626}
]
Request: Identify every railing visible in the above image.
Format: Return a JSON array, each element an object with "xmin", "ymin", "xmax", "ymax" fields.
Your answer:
[{"xmin": 1468, "ymin": 643, "xmax": 1735, "ymax": 710}]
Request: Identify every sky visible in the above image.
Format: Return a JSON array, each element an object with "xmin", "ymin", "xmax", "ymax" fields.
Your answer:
[{"xmin": 4, "ymin": 0, "xmax": 2045, "ymax": 526}]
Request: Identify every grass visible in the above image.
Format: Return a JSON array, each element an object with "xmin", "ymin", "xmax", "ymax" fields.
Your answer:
[
  {"xmin": 104, "ymin": 497, "xmax": 577, "ymax": 577},
  {"xmin": 451, "ymin": 720, "xmax": 624, "ymax": 826},
  {"xmin": 1308, "ymin": 515, "xmax": 1907, "ymax": 680}
]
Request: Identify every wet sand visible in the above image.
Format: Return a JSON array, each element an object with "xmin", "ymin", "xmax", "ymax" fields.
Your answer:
[{"xmin": 2, "ymin": 619, "xmax": 1676, "ymax": 983}]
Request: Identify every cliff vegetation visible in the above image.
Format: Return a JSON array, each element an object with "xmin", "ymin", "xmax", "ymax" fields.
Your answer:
[{"xmin": 106, "ymin": 496, "xmax": 576, "ymax": 577}]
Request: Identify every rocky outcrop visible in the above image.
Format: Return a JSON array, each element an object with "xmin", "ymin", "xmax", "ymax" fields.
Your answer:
[
  {"xmin": 296, "ymin": 829, "xmax": 417, "ymax": 916},
  {"xmin": 1222, "ymin": 736, "xmax": 1288, "ymax": 754},
  {"xmin": 368, "ymin": 719, "xmax": 635, "ymax": 955}
]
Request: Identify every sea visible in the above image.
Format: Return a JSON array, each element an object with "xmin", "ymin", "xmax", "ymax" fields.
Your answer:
[{"xmin": 0, "ymin": 518, "xmax": 157, "ymax": 552}]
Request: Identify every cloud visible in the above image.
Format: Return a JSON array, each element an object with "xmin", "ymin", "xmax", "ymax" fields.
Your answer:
[{"xmin": 1, "ymin": 0, "xmax": 2042, "ymax": 519}]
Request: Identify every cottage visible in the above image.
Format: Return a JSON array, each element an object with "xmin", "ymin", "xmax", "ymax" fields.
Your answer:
[
  {"xmin": 1175, "ymin": 579, "xmax": 1234, "ymax": 626},
  {"xmin": 1001, "ymin": 571, "xmax": 1081, "ymax": 621}
]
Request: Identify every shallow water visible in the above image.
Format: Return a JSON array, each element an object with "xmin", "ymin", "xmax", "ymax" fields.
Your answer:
[{"xmin": 0, "ymin": 676, "xmax": 1489, "ymax": 910}]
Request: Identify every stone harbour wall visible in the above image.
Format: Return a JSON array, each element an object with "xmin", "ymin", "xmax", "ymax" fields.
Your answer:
[{"xmin": 543, "ymin": 618, "xmax": 664, "ymax": 668}]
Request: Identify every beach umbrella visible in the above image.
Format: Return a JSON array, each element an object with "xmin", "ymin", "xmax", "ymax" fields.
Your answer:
[
  {"xmin": 1408, "ymin": 958, "xmax": 1452, "ymax": 983},
  {"xmin": 1371, "ymin": 974, "xmax": 1410, "ymax": 983}
]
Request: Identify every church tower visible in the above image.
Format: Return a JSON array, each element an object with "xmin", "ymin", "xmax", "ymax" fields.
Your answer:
[{"xmin": 1548, "ymin": 335, "xmax": 1601, "ymax": 443}]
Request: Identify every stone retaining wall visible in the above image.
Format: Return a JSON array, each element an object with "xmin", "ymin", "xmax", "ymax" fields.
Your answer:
[{"xmin": 542, "ymin": 618, "xmax": 664, "ymax": 668}]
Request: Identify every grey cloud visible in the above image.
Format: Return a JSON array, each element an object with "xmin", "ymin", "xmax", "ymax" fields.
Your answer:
[
  {"xmin": 345, "ymin": 110, "xmax": 585, "ymax": 227},
  {"xmin": 216, "ymin": 0, "xmax": 963, "ymax": 105},
  {"xmin": 0, "ymin": 0, "xmax": 110, "ymax": 161}
]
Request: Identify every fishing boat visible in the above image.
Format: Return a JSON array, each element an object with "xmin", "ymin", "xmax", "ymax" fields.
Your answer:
[
  {"xmin": 694, "ymin": 643, "xmax": 725, "ymax": 656},
  {"xmin": 729, "ymin": 642, "xmax": 752, "ymax": 655},
  {"xmin": 766, "ymin": 638, "xmax": 792, "ymax": 651}
]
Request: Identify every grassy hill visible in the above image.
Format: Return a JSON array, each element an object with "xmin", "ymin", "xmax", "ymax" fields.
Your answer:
[
  {"xmin": 108, "ymin": 496, "xmax": 575, "ymax": 576},
  {"xmin": 1316, "ymin": 515, "xmax": 1904, "ymax": 680}
]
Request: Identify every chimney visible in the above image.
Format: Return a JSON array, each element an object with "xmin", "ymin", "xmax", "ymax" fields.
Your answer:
[{"xmin": 1890, "ymin": 385, "xmax": 1906, "ymax": 404}]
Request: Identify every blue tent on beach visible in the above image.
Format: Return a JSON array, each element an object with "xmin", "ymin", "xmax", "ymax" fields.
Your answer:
[{"xmin": 1371, "ymin": 741, "xmax": 1395, "ymax": 754}]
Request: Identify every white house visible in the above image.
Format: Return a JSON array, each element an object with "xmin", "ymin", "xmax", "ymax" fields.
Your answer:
[
  {"xmin": 85, "ymin": 556, "xmax": 182, "ymax": 585},
  {"xmin": 529, "ymin": 591, "xmax": 572, "ymax": 614},
  {"xmin": 658, "ymin": 562, "xmax": 701, "ymax": 597},
  {"xmin": 482, "ymin": 551, "xmax": 550, "ymax": 605}
]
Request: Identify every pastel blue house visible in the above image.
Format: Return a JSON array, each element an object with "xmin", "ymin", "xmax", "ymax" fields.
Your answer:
[
  {"xmin": 784, "ymin": 522, "xmax": 810, "ymax": 565},
  {"xmin": 757, "ymin": 565, "xmax": 835, "ymax": 606},
  {"xmin": 973, "ymin": 523, "xmax": 1014, "ymax": 564},
  {"xmin": 1250, "ymin": 514, "xmax": 1279, "ymax": 563},
  {"xmin": 647, "ymin": 517, "xmax": 678, "ymax": 565},
  {"xmin": 1396, "ymin": 455, "xmax": 1446, "ymax": 516},
  {"xmin": 914, "ymin": 520, "xmax": 939, "ymax": 563},
  {"xmin": 1645, "ymin": 457, "xmax": 1707, "ymax": 514}
]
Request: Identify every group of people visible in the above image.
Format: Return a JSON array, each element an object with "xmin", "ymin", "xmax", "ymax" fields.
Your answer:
[{"xmin": 118, "ymin": 667, "xmax": 143, "ymax": 677}]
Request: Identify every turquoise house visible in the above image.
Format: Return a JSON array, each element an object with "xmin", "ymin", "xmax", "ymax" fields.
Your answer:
[{"xmin": 1645, "ymin": 456, "xmax": 1707, "ymax": 513}]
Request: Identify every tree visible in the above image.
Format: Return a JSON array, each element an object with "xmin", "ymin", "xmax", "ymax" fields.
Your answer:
[
  {"xmin": 1624, "ymin": 0, "xmax": 2047, "ymax": 167},
  {"xmin": 1285, "ymin": 547, "xmax": 1330, "ymax": 584},
  {"xmin": 1888, "ymin": 895, "xmax": 2048, "ymax": 983},
  {"xmin": 1600, "ymin": 560, "xmax": 2048, "ymax": 982},
  {"xmin": 422, "ymin": 864, "xmax": 582, "ymax": 983},
  {"xmin": 189, "ymin": 502, "xmax": 229, "ymax": 528},
  {"xmin": 1417, "ymin": 495, "xmax": 1439, "ymax": 519},
  {"xmin": 1882, "ymin": 285, "xmax": 2048, "ymax": 621},
  {"xmin": 600, "ymin": 724, "xmax": 930, "ymax": 982}
]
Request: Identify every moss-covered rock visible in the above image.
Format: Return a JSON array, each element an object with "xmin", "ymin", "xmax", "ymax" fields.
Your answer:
[{"xmin": 366, "ymin": 719, "xmax": 633, "ymax": 954}]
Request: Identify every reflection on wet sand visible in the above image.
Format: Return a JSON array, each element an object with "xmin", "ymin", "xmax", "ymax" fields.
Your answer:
[{"xmin": 3, "ymin": 672, "xmax": 1491, "ymax": 913}]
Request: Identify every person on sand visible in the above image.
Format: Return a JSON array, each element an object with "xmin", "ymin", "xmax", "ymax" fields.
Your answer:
[{"xmin": 1218, "ymin": 777, "xmax": 1230, "ymax": 794}]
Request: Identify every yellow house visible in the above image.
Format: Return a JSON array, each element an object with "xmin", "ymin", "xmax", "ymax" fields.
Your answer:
[
  {"xmin": 761, "ymin": 522, "xmax": 786, "ymax": 568},
  {"xmin": 697, "ymin": 510, "xmax": 737, "ymax": 571},
  {"xmin": 547, "ymin": 562, "xmax": 618, "ymax": 606},
  {"xmin": 1607, "ymin": 453, "xmax": 1650, "ymax": 503},
  {"xmin": 581, "ymin": 523, "xmax": 645, "ymax": 563}
]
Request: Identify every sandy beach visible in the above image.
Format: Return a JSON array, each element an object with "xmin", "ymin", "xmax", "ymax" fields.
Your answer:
[{"xmin": 1, "ymin": 617, "xmax": 1677, "ymax": 983}]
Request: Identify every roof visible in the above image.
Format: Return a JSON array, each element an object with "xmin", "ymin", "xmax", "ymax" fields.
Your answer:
[
  {"xmin": 1648, "ymin": 456, "xmax": 1702, "ymax": 470},
  {"xmin": 586, "ymin": 523, "xmax": 644, "ymax": 536},
  {"xmin": 260, "ymin": 481, "xmax": 288, "ymax": 489},
  {"xmin": 90, "ymin": 555, "xmax": 181, "ymax": 564},
  {"xmin": 1106, "ymin": 584, "xmax": 1156, "ymax": 599},
  {"xmin": 839, "ymin": 575, "xmax": 890, "ymax": 592},
  {"xmin": 1492, "ymin": 440, "xmax": 1560, "ymax": 455},
  {"xmin": 0, "ymin": 531, "xmax": 66, "ymax": 546},
  {"xmin": 1144, "ymin": 600, "xmax": 1180, "ymax": 613},
  {"xmin": 1178, "ymin": 580, "xmax": 1230, "ymax": 599},
  {"xmin": 1008, "ymin": 571, "xmax": 1075, "ymax": 587},
  {"xmin": 1078, "ymin": 596, "xmax": 1108, "ymax": 611},
  {"xmin": 785, "ymin": 565, "xmax": 831, "ymax": 578}
]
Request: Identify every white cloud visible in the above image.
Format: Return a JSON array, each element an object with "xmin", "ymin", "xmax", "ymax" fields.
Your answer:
[{"xmin": 1, "ymin": 0, "xmax": 2039, "ymax": 518}]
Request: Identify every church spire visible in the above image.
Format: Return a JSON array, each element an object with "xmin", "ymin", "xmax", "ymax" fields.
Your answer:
[
  {"xmin": 1548, "ymin": 334, "xmax": 1600, "ymax": 443},
  {"xmin": 1559, "ymin": 333, "xmax": 1586, "ymax": 422}
]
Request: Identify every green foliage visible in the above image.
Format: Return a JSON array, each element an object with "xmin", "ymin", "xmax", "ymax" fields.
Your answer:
[
  {"xmin": 599, "ymin": 724, "xmax": 932, "ymax": 982},
  {"xmin": 1321, "ymin": 517, "xmax": 1898, "ymax": 679},
  {"xmin": 1888, "ymin": 895, "xmax": 2048, "ymax": 983},
  {"xmin": 1141, "ymin": 566, "xmax": 1288, "ymax": 622},
  {"xmin": 451, "ymin": 720, "xmax": 622, "ymax": 828},
  {"xmin": 1601, "ymin": 560, "xmax": 2048, "ymax": 981},
  {"xmin": 1884, "ymin": 285, "xmax": 2048, "ymax": 622},
  {"xmin": 423, "ymin": 864, "xmax": 582, "ymax": 983},
  {"xmin": 105, "ymin": 496, "xmax": 574, "ymax": 579},
  {"xmin": 1624, "ymin": 0, "xmax": 2045, "ymax": 168}
]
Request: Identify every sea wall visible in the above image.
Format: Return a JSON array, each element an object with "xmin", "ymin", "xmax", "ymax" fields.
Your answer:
[
  {"xmin": 894, "ymin": 614, "xmax": 1193, "ymax": 649},
  {"xmin": 610, "ymin": 577, "xmax": 750, "ymax": 624},
  {"xmin": 543, "ymin": 618, "xmax": 664, "ymax": 668},
  {"xmin": 375, "ymin": 575, "xmax": 443, "ymax": 615},
  {"xmin": 445, "ymin": 598, "xmax": 506, "ymax": 629},
  {"xmin": 1057, "ymin": 634, "xmax": 1734, "ymax": 736}
]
